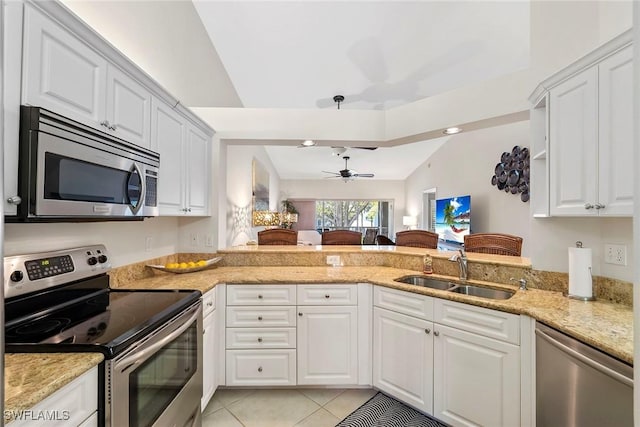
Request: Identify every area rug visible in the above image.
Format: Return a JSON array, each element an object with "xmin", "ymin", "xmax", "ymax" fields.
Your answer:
[{"xmin": 335, "ymin": 392, "xmax": 449, "ymax": 427}]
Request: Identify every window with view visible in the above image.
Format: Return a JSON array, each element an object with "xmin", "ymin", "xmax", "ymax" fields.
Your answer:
[{"xmin": 315, "ymin": 200, "xmax": 394, "ymax": 238}]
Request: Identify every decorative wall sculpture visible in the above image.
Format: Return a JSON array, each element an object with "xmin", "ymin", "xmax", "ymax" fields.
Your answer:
[{"xmin": 491, "ymin": 146, "xmax": 530, "ymax": 202}]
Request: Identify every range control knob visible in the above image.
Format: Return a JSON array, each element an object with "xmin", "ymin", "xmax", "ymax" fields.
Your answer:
[
  {"xmin": 10, "ymin": 271, "xmax": 24, "ymax": 282},
  {"xmin": 98, "ymin": 255, "xmax": 108, "ymax": 264},
  {"xmin": 87, "ymin": 257, "xmax": 98, "ymax": 266}
]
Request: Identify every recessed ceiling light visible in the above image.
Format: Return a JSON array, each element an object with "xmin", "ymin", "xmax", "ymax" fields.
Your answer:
[
  {"xmin": 301, "ymin": 140, "xmax": 316, "ymax": 147},
  {"xmin": 443, "ymin": 127, "xmax": 462, "ymax": 135}
]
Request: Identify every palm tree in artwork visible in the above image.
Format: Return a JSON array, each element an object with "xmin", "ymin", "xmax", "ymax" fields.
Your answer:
[{"xmin": 443, "ymin": 201, "xmax": 466, "ymax": 233}]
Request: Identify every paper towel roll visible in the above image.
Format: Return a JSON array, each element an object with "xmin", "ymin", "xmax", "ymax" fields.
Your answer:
[{"xmin": 568, "ymin": 246, "xmax": 593, "ymax": 299}]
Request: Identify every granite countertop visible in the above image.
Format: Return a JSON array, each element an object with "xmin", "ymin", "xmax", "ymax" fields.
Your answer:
[
  {"xmin": 4, "ymin": 353, "xmax": 104, "ymax": 422},
  {"xmin": 122, "ymin": 265, "xmax": 633, "ymax": 364}
]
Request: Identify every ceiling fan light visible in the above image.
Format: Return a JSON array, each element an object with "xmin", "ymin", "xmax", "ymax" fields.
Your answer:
[
  {"xmin": 301, "ymin": 139, "xmax": 316, "ymax": 147},
  {"xmin": 443, "ymin": 127, "xmax": 462, "ymax": 135}
]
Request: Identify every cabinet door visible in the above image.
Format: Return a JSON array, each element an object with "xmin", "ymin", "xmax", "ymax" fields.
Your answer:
[
  {"xmin": 549, "ymin": 67, "xmax": 598, "ymax": 216},
  {"xmin": 185, "ymin": 124, "xmax": 210, "ymax": 215},
  {"xmin": 297, "ymin": 306, "xmax": 358, "ymax": 385},
  {"xmin": 22, "ymin": 4, "xmax": 106, "ymax": 128},
  {"xmin": 106, "ymin": 65, "xmax": 151, "ymax": 148},
  {"xmin": 433, "ymin": 324, "xmax": 520, "ymax": 427},
  {"xmin": 598, "ymin": 46, "xmax": 633, "ymax": 216},
  {"xmin": 201, "ymin": 311, "xmax": 216, "ymax": 409},
  {"xmin": 373, "ymin": 307, "xmax": 433, "ymax": 414},
  {"xmin": 151, "ymin": 97, "xmax": 186, "ymax": 214}
]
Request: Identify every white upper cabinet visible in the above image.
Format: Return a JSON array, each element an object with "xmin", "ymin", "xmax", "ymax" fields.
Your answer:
[
  {"xmin": 105, "ymin": 65, "xmax": 151, "ymax": 148},
  {"xmin": 151, "ymin": 97, "xmax": 210, "ymax": 216},
  {"xmin": 22, "ymin": 4, "xmax": 151, "ymax": 147},
  {"xmin": 22, "ymin": 3, "xmax": 106, "ymax": 126},
  {"xmin": 597, "ymin": 46, "xmax": 633, "ymax": 216},
  {"xmin": 531, "ymin": 31, "xmax": 633, "ymax": 217}
]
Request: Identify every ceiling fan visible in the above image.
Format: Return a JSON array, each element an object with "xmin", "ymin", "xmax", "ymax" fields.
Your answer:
[{"xmin": 323, "ymin": 156, "xmax": 374, "ymax": 179}]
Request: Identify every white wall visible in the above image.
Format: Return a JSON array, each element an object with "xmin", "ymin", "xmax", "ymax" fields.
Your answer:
[
  {"xmin": 226, "ymin": 145, "xmax": 280, "ymax": 247},
  {"xmin": 279, "ymin": 179, "xmax": 405, "ymax": 235},
  {"xmin": 405, "ymin": 121, "xmax": 531, "ymax": 255},
  {"xmin": 4, "ymin": 217, "xmax": 179, "ymax": 268}
]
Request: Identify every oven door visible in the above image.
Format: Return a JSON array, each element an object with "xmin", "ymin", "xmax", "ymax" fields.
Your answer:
[
  {"xmin": 34, "ymin": 131, "xmax": 147, "ymax": 218},
  {"xmin": 107, "ymin": 302, "xmax": 203, "ymax": 427}
]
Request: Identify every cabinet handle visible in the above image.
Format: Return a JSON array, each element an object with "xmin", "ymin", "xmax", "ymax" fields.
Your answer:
[
  {"xmin": 258, "ymin": 295, "xmax": 263, "ymax": 299},
  {"xmin": 325, "ymin": 294, "xmax": 330, "ymax": 299},
  {"xmin": 298, "ymin": 312, "xmax": 303, "ymax": 317},
  {"xmin": 584, "ymin": 203, "xmax": 594, "ymax": 210},
  {"xmin": 6, "ymin": 196, "xmax": 22, "ymax": 205},
  {"xmin": 187, "ymin": 208, "xmax": 192, "ymax": 212},
  {"xmin": 257, "ymin": 337, "xmax": 263, "ymax": 343},
  {"xmin": 258, "ymin": 367, "xmax": 263, "ymax": 373},
  {"xmin": 207, "ymin": 302, "xmax": 213, "ymax": 307},
  {"xmin": 434, "ymin": 331, "xmax": 440, "ymax": 337},
  {"xmin": 100, "ymin": 120, "xmax": 110, "ymax": 128},
  {"xmin": 425, "ymin": 328, "xmax": 431, "ymax": 334},
  {"xmin": 202, "ymin": 329, "xmax": 205, "ymax": 335},
  {"xmin": 109, "ymin": 124, "xmax": 117, "ymax": 131},
  {"xmin": 595, "ymin": 203, "xmax": 605, "ymax": 209},
  {"xmin": 258, "ymin": 316, "xmax": 263, "ymax": 321}
]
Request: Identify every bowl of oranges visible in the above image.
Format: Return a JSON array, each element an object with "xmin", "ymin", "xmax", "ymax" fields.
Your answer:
[{"xmin": 147, "ymin": 257, "xmax": 222, "ymax": 274}]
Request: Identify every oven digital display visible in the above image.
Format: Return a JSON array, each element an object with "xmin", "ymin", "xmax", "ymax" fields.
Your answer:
[{"xmin": 25, "ymin": 255, "xmax": 74, "ymax": 280}]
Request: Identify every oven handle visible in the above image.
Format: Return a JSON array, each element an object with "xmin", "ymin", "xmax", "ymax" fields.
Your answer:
[{"xmin": 116, "ymin": 306, "xmax": 199, "ymax": 374}]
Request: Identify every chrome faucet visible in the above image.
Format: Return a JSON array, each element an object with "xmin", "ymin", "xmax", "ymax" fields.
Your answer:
[{"xmin": 449, "ymin": 248, "xmax": 468, "ymax": 281}]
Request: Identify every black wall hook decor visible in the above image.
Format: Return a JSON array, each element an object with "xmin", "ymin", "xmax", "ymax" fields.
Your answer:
[{"xmin": 491, "ymin": 146, "xmax": 530, "ymax": 202}]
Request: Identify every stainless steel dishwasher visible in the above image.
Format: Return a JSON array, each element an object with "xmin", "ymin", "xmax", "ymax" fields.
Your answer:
[{"xmin": 536, "ymin": 323, "xmax": 633, "ymax": 427}]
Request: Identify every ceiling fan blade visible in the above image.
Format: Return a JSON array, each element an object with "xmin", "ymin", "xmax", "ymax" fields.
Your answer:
[
  {"xmin": 353, "ymin": 173, "xmax": 375, "ymax": 178},
  {"xmin": 347, "ymin": 37, "xmax": 389, "ymax": 83},
  {"xmin": 322, "ymin": 171, "xmax": 340, "ymax": 176},
  {"xmin": 353, "ymin": 147, "xmax": 378, "ymax": 150}
]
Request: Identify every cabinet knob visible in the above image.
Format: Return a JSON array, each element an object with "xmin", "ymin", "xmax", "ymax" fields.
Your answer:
[
  {"xmin": 425, "ymin": 328, "xmax": 431, "ymax": 334},
  {"xmin": 434, "ymin": 331, "xmax": 440, "ymax": 337},
  {"xmin": 258, "ymin": 367, "xmax": 263, "ymax": 373},
  {"xmin": 298, "ymin": 312, "xmax": 303, "ymax": 317},
  {"xmin": 258, "ymin": 294, "xmax": 263, "ymax": 299},
  {"xmin": 207, "ymin": 302, "xmax": 213, "ymax": 307},
  {"xmin": 325, "ymin": 294, "xmax": 330, "ymax": 299},
  {"xmin": 595, "ymin": 203, "xmax": 605, "ymax": 210},
  {"xmin": 258, "ymin": 316, "xmax": 263, "ymax": 321},
  {"xmin": 257, "ymin": 337, "xmax": 263, "ymax": 343},
  {"xmin": 187, "ymin": 208, "xmax": 192, "ymax": 212},
  {"xmin": 202, "ymin": 329, "xmax": 206, "ymax": 335},
  {"xmin": 6, "ymin": 196, "xmax": 22, "ymax": 205},
  {"xmin": 584, "ymin": 203, "xmax": 594, "ymax": 210}
]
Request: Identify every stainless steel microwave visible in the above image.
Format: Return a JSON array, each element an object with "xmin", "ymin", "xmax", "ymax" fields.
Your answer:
[{"xmin": 9, "ymin": 106, "xmax": 159, "ymax": 222}]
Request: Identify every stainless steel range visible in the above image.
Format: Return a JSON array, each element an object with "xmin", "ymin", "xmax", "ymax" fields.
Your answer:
[{"xmin": 4, "ymin": 245, "xmax": 203, "ymax": 427}]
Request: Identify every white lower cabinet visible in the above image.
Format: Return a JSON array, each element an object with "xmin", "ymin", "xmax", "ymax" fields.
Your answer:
[
  {"xmin": 373, "ymin": 307, "xmax": 433, "ymax": 413},
  {"xmin": 297, "ymin": 305, "xmax": 358, "ymax": 385},
  {"xmin": 372, "ymin": 286, "xmax": 525, "ymax": 427},
  {"xmin": 433, "ymin": 324, "xmax": 520, "ymax": 427},
  {"xmin": 227, "ymin": 349, "xmax": 297, "ymax": 386},
  {"xmin": 202, "ymin": 287, "xmax": 220, "ymax": 409},
  {"xmin": 7, "ymin": 367, "xmax": 98, "ymax": 427}
]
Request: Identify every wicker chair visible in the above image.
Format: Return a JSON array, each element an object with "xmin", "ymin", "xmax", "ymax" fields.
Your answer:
[
  {"xmin": 321, "ymin": 230, "xmax": 362, "ymax": 245},
  {"xmin": 395, "ymin": 230, "xmax": 439, "ymax": 249},
  {"xmin": 463, "ymin": 233, "xmax": 523, "ymax": 256},
  {"xmin": 257, "ymin": 228, "xmax": 298, "ymax": 245},
  {"xmin": 376, "ymin": 235, "xmax": 395, "ymax": 245}
]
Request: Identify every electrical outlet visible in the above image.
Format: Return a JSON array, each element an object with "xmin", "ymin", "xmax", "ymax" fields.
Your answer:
[
  {"xmin": 205, "ymin": 234, "xmax": 214, "ymax": 247},
  {"xmin": 190, "ymin": 233, "xmax": 198, "ymax": 247},
  {"xmin": 326, "ymin": 255, "xmax": 341, "ymax": 266},
  {"xmin": 604, "ymin": 244, "xmax": 627, "ymax": 266},
  {"xmin": 145, "ymin": 237, "xmax": 153, "ymax": 252}
]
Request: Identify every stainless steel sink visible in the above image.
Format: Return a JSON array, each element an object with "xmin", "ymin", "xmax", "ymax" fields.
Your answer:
[
  {"xmin": 394, "ymin": 275, "xmax": 456, "ymax": 291},
  {"xmin": 449, "ymin": 284, "xmax": 514, "ymax": 300}
]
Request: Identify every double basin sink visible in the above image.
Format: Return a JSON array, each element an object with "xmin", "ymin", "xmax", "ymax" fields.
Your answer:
[{"xmin": 395, "ymin": 275, "xmax": 515, "ymax": 300}]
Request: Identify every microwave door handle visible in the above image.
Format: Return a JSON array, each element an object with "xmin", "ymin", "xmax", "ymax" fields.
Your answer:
[
  {"xmin": 116, "ymin": 307, "xmax": 199, "ymax": 374},
  {"xmin": 128, "ymin": 162, "xmax": 145, "ymax": 215}
]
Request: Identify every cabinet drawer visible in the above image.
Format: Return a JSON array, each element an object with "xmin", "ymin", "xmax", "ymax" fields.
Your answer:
[
  {"xmin": 433, "ymin": 299, "xmax": 520, "ymax": 345},
  {"xmin": 202, "ymin": 289, "xmax": 216, "ymax": 317},
  {"xmin": 226, "ymin": 306, "xmax": 297, "ymax": 327},
  {"xmin": 226, "ymin": 349, "xmax": 296, "ymax": 386},
  {"xmin": 226, "ymin": 327, "xmax": 296, "ymax": 349},
  {"xmin": 227, "ymin": 284, "xmax": 296, "ymax": 305},
  {"xmin": 374, "ymin": 286, "xmax": 433, "ymax": 320},
  {"xmin": 297, "ymin": 284, "xmax": 358, "ymax": 305}
]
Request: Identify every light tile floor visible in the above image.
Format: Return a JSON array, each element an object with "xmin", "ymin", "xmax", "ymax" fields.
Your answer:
[{"xmin": 202, "ymin": 388, "xmax": 378, "ymax": 427}]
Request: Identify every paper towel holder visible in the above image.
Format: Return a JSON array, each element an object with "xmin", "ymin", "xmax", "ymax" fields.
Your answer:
[{"xmin": 564, "ymin": 241, "xmax": 596, "ymax": 301}]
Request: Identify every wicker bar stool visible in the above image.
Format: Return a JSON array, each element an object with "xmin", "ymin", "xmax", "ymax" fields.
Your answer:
[{"xmin": 463, "ymin": 233, "xmax": 523, "ymax": 256}]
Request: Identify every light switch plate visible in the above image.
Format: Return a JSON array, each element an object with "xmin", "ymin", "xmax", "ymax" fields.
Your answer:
[{"xmin": 326, "ymin": 255, "xmax": 341, "ymax": 266}]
